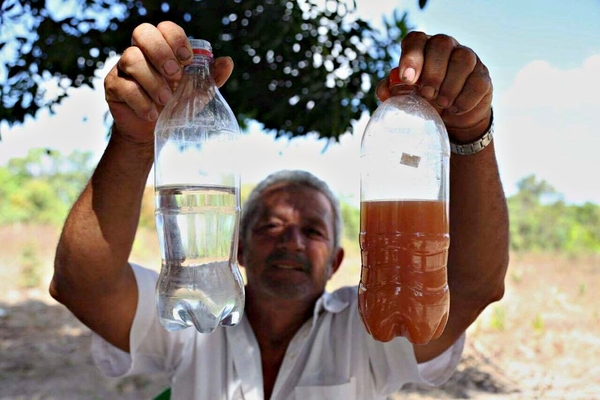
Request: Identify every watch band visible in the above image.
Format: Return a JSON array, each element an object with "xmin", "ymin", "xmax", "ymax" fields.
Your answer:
[{"xmin": 449, "ymin": 109, "xmax": 494, "ymax": 156}]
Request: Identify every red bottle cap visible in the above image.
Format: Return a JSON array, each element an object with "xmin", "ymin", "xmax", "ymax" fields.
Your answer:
[
  {"xmin": 193, "ymin": 48, "xmax": 213, "ymax": 57},
  {"xmin": 388, "ymin": 67, "xmax": 417, "ymax": 93},
  {"xmin": 389, "ymin": 67, "xmax": 402, "ymax": 86}
]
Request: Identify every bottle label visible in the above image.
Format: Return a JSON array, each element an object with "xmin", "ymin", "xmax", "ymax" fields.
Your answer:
[{"xmin": 400, "ymin": 153, "xmax": 421, "ymax": 168}]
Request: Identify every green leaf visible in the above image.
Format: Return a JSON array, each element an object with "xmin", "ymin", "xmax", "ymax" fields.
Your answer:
[{"xmin": 1, "ymin": 0, "xmax": 419, "ymax": 141}]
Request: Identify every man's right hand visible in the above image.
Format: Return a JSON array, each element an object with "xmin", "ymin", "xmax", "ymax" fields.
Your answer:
[
  {"xmin": 51, "ymin": 20, "xmax": 239, "ymax": 352},
  {"xmin": 104, "ymin": 21, "xmax": 234, "ymax": 144}
]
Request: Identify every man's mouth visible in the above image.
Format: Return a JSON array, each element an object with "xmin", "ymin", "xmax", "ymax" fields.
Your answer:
[
  {"xmin": 267, "ymin": 252, "xmax": 311, "ymax": 273},
  {"xmin": 266, "ymin": 250, "xmax": 312, "ymax": 273},
  {"xmin": 273, "ymin": 262, "xmax": 305, "ymax": 271}
]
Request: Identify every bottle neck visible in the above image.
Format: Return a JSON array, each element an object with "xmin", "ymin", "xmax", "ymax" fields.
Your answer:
[
  {"xmin": 183, "ymin": 51, "xmax": 215, "ymax": 91},
  {"xmin": 389, "ymin": 83, "xmax": 418, "ymax": 97},
  {"xmin": 185, "ymin": 51, "xmax": 213, "ymax": 72}
]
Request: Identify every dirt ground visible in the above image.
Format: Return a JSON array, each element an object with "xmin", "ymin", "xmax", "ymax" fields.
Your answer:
[{"xmin": 1, "ymin": 225, "xmax": 599, "ymax": 399}]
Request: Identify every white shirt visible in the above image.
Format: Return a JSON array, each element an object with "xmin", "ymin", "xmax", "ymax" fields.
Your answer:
[{"xmin": 92, "ymin": 264, "xmax": 464, "ymax": 400}]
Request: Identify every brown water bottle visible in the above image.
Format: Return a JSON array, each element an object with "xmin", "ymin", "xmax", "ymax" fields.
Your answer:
[{"xmin": 358, "ymin": 67, "xmax": 450, "ymax": 344}]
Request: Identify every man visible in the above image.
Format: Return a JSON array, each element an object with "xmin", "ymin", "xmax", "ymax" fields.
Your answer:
[{"xmin": 51, "ymin": 21, "xmax": 509, "ymax": 399}]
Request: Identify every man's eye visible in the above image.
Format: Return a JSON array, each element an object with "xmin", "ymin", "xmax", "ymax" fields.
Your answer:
[
  {"xmin": 306, "ymin": 228, "xmax": 325, "ymax": 238},
  {"xmin": 259, "ymin": 223, "xmax": 281, "ymax": 232}
]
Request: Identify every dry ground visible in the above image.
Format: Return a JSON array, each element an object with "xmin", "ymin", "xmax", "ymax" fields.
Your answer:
[{"xmin": 1, "ymin": 224, "xmax": 599, "ymax": 399}]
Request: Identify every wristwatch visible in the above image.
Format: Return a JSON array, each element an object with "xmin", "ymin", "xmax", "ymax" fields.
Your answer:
[{"xmin": 449, "ymin": 109, "xmax": 494, "ymax": 156}]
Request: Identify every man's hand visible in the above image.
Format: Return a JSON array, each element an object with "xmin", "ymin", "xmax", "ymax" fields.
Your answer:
[
  {"xmin": 376, "ymin": 31, "xmax": 493, "ymax": 143},
  {"xmin": 52, "ymin": 21, "xmax": 237, "ymax": 352},
  {"xmin": 104, "ymin": 21, "xmax": 234, "ymax": 144}
]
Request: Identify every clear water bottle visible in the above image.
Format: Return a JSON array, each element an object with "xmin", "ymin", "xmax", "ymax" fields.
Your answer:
[
  {"xmin": 153, "ymin": 39, "xmax": 244, "ymax": 333},
  {"xmin": 358, "ymin": 67, "xmax": 450, "ymax": 344}
]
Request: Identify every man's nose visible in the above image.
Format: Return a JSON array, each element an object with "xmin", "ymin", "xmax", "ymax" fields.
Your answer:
[{"xmin": 277, "ymin": 225, "xmax": 305, "ymax": 251}]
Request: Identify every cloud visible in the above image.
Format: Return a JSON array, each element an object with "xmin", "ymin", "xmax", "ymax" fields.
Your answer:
[
  {"xmin": 0, "ymin": 57, "xmax": 117, "ymax": 166},
  {"xmin": 0, "ymin": 85, "xmax": 109, "ymax": 165},
  {"xmin": 495, "ymin": 54, "xmax": 600, "ymax": 204},
  {"xmin": 234, "ymin": 119, "xmax": 364, "ymax": 203},
  {"xmin": 500, "ymin": 55, "xmax": 600, "ymax": 111}
]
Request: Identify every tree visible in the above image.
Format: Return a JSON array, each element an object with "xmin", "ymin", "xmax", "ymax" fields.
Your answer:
[
  {"xmin": 0, "ymin": 148, "xmax": 94, "ymax": 225},
  {"xmin": 339, "ymin": 197, "xmax": 359, "ymax": 242},
  {"xmin": 507, "ymin": 174, "xmax": 600, "ymax": 254},
  {"xmin": 1, "ymin": 0, "xmax": 428, "ymax": 140},
  {"xmin": 508, "ymin": 175, "xmax": 564, "ymax": 252}
]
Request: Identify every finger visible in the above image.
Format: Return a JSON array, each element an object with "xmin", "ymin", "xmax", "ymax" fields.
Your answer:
[
  {"xmin": 139, "ymin": 22, "xmax": 234, "ymax": 90},
  {"xmin": 213, "ymin": 56, "xmax": 234, "ymax": 88},
  {"xmin": 105, "ymin": 75, "xmax": 157, "ymax": 123},
  {"xmin": 442, "ymin": 96, "xmax": 492, "ymax": 138},
  {"xmin": 435, "ymin": 45, "xmax": 478, "ymax": 110},
  {"xmin": 374, "ymin": 77, "xmax": 391, "ymax": 102},
  {"xmin": 156, "ymin": 21, "xmax": 193, "ymax": 63},
  {"xmin": 447, "ymin": 61, "xmax": 493, "ymax": 115},
  {"xmin": 105, "ymin": 58, "xmax": 160, "ymax": 122},
  {"xmin": 398, "ymin": 31, "xmax": 429, "ymax": 84},
  {"xmin": 131, "ymin": 22, "xmax": 189, "ymax": 85},
  {"xmin": 418, "ymin": 34, "xmax": 458, "ymax": 103},
  {"xmin": 115, "ymin": 45, "xmax": 172, "ymax": 110}
]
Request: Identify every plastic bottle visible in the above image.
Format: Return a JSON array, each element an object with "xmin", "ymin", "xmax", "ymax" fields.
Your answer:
[
  {"xmin": 358, "ymin": 67, "xmax": 450, "ymax": 344},
  {"xmin": 153, "ymin": 39, "xmax": 244, "ymax": 334}
]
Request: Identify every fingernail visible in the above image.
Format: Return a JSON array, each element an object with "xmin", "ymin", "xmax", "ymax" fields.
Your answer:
[
  {"xmin": 421, "ymin": 86, "xmax": 436, "ymax": 100},
  {"xmin": 163, "ymin": 59, "xmax": 180, "ymax": 76},
  {"xmin": 374, "ymin": 80, "xmax": 383, "ymax": 101},
  {"xmin": 402, "ymin": 67, "xmax": 416, "ymax": 83},
  {"xmin": 436, "ymin": 96, "xmax": 449, "ymax": 108},
  {"xmin": 214, "ymin": 56, "xmax": 233, "ymax": 67},
  {"xmin": 177, "ymin": 47, "xmax": 191, "ymax": 61},
  {"xmin": 148, "ymin": 109, "xmax": 159, "ymax": 121},
  {"xmin": 448, "ymin": 106, "xmax": 459, "ymax": 114},
  {"xmin": 159, "ymin": 88, "xmax": 172, "ymax": 105}
]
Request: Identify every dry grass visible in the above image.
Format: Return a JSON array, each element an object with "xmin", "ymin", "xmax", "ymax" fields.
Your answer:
[{"xmin": 1, "ymin": 224, "xmax": 599, "ymax": 398}]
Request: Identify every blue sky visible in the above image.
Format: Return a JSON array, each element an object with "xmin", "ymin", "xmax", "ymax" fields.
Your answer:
[
  {"xmin": 394, "ymin": 0, "xmax": 600, "ymax": 87},
  {"xmin": 357, "ymin": 0, "xmax": 600, "ymax": 205},
  {"xmin": 2, "ymin": 0, "xmax": 600, "ymax": 205}
]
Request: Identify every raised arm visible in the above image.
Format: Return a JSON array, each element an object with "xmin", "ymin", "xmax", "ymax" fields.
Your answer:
[
  {"xmin": 377, "ymin": 32, "xmax": 509, "ymax": 362},
  {"xmin": 50, "ymin": 22, "xmax": 234, "ymax": 352}
]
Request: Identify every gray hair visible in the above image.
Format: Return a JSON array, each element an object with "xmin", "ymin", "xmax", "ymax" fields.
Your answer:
[{"xmin": 240, "ymin": 170, "xmax": 343, "ymax": 249}]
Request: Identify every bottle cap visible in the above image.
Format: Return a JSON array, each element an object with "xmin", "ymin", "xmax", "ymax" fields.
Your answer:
[
  {"xmin": 388, "ymin": 67, "xmax": 417, "ymax": 92},
  {"xmin": 389, "ymin": 67, "xmax": 402, "ymax": 86},
  {"xmin": 189, "ymin": 38, "xmax": 213, "ymax": 57}
]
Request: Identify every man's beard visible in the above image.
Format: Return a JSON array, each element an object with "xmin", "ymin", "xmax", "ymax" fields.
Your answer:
[
  {"xmin": 251, "ymin": 249, "xmax": 334, "ymax": 300},
  {"xmin": 265, "ymin": 249, "xmax": 312, "ymax": 273}
]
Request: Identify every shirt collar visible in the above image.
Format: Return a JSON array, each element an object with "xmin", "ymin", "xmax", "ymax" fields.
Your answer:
[{"xmin": 313, "ymin": 290, "xmax": 350, "ymax": 316}]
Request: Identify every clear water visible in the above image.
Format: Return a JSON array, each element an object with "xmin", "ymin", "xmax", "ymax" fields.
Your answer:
[{"xmin": 154, "ymin": 185, "xmax": 244, "ymax": 333}]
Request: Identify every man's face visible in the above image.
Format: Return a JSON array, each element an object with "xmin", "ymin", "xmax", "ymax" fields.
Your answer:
[{"xmin": 239, "ymin": 184, "xmax": 344, "ymax": 303}]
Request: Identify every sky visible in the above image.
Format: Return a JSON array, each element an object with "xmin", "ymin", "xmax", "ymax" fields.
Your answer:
[{"xmin": 2, "ymin": 0, "xmax": 600, "ymax": 205}]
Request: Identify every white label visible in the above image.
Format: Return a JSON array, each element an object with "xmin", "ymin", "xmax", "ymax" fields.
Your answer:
[{"xmin": 400, "ymin": 152, "xmax": 421, "ymax": 168}]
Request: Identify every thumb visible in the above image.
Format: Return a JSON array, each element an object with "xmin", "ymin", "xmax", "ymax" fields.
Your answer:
[{"xmin": 213, "ymin": 56, "xmax": 234, "ymax": 88}]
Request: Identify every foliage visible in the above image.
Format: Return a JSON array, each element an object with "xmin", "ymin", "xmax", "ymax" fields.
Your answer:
[
  {"xmin": 0, "ymin": 148, "xmax": 94, "ymax": 225},
  {"xmin": 508, "ymin": 175, "xmax": 600, "ymax": 254},
  {"xmin": 19, "ymin": 242, "xmax": 42, "ymax": 288},
  {"xmin": 138, "ymin": 185, "xmax": 157, "ymax": 230},
  {"xmin": 488, "ymin": 305, "xmax": 506, "ymax": 332},
  {"xmin": 339, "ymin": 196, "xmax": 359, "ymax": 241},
  {"xmin": 1, "ymin": 0, "xmax": 430, "ymax": 140},
  {"xmin": 2, "ymin": 148, "xmax": 600, "ymax": 254}
]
